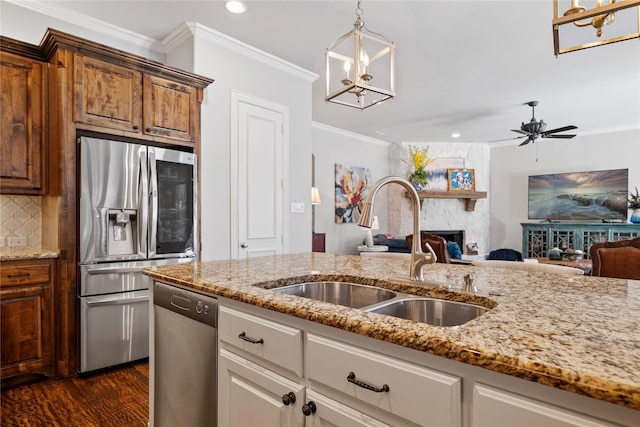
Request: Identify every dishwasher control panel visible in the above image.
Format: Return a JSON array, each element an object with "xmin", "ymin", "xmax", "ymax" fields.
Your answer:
[{"xmin": 153, "ymin": 281, "xmax": 217, "ymax": 328}]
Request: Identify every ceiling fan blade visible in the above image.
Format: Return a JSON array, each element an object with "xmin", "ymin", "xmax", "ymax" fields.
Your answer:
[
  {"xmin": 543, "ymin": 134, "xmax": 576, "ymax": 139},
  {"xmin": 543, "ymin": 125, "xmax": 577, "ymax": 134},
  {"xmin": 488, "ymin": 135, "xmax": 526, "ymax": 143},
  {"xmin": 518, "ymin": 138, "xmax": 532, "ymax": 146},
  {"xmin": 511, "ymin": 129, "xmax": 531, "ymax": 136}
]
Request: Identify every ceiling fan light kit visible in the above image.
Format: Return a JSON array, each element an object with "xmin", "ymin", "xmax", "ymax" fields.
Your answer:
[
  {"xmin": 552, "ymin": 0, "xmax": 640, "ymax": 55},
  {"xmin": 514, "ymin": 101, "xmax": 577, "ymax": 146},
  {"xmin": 325, "ymin": 0, "xmax": 396, "ymax": 109},
  {"xmin": 490, "ymin": 101, "xmax": 578, "ymax": 146}
]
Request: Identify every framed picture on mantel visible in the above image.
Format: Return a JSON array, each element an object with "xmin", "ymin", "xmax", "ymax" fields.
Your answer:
[{"xmin": 447, "ymin": 168, "xmax": 475, "ymax": 191}]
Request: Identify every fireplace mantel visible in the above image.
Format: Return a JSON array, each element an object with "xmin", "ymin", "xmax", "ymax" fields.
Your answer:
[{"xmin": 405, "ymin": 190, "xmax": 487, "ymax": 212}]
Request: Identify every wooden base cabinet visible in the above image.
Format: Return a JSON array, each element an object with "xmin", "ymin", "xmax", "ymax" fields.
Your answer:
[{"xmin": 0, "ymin": 259, "xmax": 55, "ymax": 379}]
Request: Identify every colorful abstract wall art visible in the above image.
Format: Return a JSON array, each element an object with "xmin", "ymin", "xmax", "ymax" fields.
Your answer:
[{"xmin": 335, "ymin": 164, "xmax": 372, "ymax": 223}]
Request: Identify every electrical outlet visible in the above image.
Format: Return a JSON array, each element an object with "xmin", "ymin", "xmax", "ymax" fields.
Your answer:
[
  {"xmin": 8, "ymin": 237, "xmax": 27, "ymax": 247},
  {"xmin": 290, "ymin": 202, "xmax": 305, "ymax": 213}
]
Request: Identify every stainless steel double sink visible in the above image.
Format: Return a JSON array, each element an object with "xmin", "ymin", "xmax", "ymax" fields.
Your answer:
[{"xmin": 272, "ymin": 281, "xmax": 489, "ymax": 327}]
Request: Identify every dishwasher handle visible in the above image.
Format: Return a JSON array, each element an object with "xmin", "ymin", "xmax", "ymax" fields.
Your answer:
[{"xmin": 153, "ymin": 281, "xmax": 217, "ymax": 328}]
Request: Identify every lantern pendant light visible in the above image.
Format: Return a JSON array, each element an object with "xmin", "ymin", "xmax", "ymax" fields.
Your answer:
[{"xmin": 325, "ymin": 0, "xmax": 396, "ymax": 109}]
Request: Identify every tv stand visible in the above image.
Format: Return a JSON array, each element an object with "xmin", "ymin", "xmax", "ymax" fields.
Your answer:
[{"xmin": 521, "ymin": 222, "xmax": 640, "ymax": 259}]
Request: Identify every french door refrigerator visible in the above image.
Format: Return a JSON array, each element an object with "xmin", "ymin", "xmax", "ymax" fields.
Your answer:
[{"xmin": 78, "ymin": 136, "xmax": 196, "ymax": 372}]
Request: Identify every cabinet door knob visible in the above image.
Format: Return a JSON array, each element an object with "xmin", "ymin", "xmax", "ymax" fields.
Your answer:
[
  {"xmin": 301, "ymin": 401, "xmax": 316, "ymax": 416},
  {"xmin": 132, "ymin": 125, "xmax": 139, "ymax": 130},
  {"xmin": 240, "ymin": 242, "xmax": 249, "ymax": 248},
  {"xmin": 282, "ymin": 392, "xmax": 296, "ymax": 406}
]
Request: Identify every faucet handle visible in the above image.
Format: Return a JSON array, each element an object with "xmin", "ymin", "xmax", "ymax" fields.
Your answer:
[{"xmin": 463, "ymin": 273, "xmax": 477, "ymax": 294}]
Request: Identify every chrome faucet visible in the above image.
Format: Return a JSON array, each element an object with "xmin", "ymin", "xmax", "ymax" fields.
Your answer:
[{"xmin": 358, "ymin": 176, "xmax": 437, "ymax": 281}]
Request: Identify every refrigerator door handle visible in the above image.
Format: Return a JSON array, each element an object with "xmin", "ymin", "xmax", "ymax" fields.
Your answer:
[
  {"xmin": 148, "ymin": 148, "xmax": 158, "ymax": 259},
  {"xmin": 139, "ymin": 149, "xmax": 149, "ymax": 258},
  {"xmin": 86, "ymin": 265, "xmax": 145, "ymax": 275},
  {"xmin": 85, "ymin": 293, "xmax": 150, "ymax": 307}
]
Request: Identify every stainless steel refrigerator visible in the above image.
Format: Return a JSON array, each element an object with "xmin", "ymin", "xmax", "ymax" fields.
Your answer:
[{"xmin": 78, "ymin": 136, "xmax": 196, "ymax": 372}]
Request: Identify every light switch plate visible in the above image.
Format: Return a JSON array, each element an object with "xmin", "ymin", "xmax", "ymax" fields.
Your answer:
[
  {"xmin": 291, "ymin": 202, "xmax": 305, "ymax": 213},
  {"xmin": 8, "ymin": 237, "xmax": 27, "ymax": 247}
]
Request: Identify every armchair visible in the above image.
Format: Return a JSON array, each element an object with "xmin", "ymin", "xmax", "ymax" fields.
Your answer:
[
  {"xmin": 589, "ymin": 237, "xmax": 640, "ymax": 279},
  {"xmin": 405, "ymin": 232, "xmax": 471, "ymax": 265}
]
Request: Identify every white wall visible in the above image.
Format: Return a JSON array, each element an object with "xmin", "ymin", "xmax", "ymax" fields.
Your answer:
[
  {"xmin": 490, "ymin": 128, "xmax": 640, "ymax": 252},
  {"xmin": 388, "ymin": 142, "xmax": 491, "ymax": 257},
  {"xmin": 312, "ymin": 123, "xmax": 390, "ymax": 255},
  {"xmin": 0, "ymin": 0, "xmax": 165, "ymax": 61},
  {"xmin": 164, "ymin": 24, "xmax": 317, "ymax": 260}
]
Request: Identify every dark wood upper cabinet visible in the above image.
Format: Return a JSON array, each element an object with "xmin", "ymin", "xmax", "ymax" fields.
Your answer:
[
  {"xmin": 0, "ymin": 51, "xmax": 47, "ymax": 194},
  {"xmin": 73, "ymin": 56, "xmax": 198, "ymax": 143},
  {"xmin": 73, "ymin": 54, "xmax": 143, "ymax": 134},
  {"xmin": 143, "ymin": 74, "xmax": 197, "ymax": 143}
]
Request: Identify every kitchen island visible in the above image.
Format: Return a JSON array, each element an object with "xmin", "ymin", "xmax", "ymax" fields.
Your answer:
[{"xmin": 144, "ymin": 253, "xmax": 640, "ymax": 426}]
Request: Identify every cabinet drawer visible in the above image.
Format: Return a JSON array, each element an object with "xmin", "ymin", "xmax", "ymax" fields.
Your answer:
[
  {"xmin": 472, "ymin": 383, "xmax": 617, "ymax": 427},
  {"xmin": 0, "ymin": 263, "xmax": 50, "ymax": 286},
  {"xmin": 306, "ymin": 334, "xmax": 462, "ymax": 427},
  {"xmin": 219, "ymin": 306, "xmax": 303, "ymax": 376}
]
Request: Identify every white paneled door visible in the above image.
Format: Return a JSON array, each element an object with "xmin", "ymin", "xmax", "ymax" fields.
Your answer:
[{"xmin": 231, "ymin": 93, "xmax": 288, "ymax": 259}]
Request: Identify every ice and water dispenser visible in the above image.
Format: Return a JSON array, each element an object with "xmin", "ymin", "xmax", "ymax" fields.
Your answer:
[{"xmin": 106, "ymin": 208, "xmax": 139, "ymax": 256}]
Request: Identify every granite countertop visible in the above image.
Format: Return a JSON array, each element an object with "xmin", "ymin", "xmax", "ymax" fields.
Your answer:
[
  {"xmin": 143, "ymin": 252, "xmax": 640, "ymax": 411},
  {"xmin": 0, "ymin": 247, "xmax": 59, "ymax": 261}
]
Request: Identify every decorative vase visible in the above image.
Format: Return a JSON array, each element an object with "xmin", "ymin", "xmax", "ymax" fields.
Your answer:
[
  {"xmin": 631, "ymin": 208, "xmax": 640, "ymax": 224},
  {"xmin": 409, "ymin": 171, "xmax": 427, "ymax": 191},
  {"xmin": 410, "ymin": 179, "xmax": 424, "ymax": 191}
]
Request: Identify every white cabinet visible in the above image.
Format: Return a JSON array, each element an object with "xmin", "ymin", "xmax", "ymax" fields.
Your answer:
[
  {"xmin": 219, "ymin": 348, "xmax": 305, "ymax": 427},
  {"xmin": 472, "ymin": 384, "xmax": 619, "ymax": 427},
  {"xmin": 219, "ymin": 305, "xmax": 303, "ymax": 376},
  {"xmin": 306, "ymin": 333, "xmax": 461, "ymax": 427},
  {"xmin": 217, "ymin": 301, "xmax": 638, "ymax": 427},
  {"xmin": 304, "ymin": 389, "xmax": 393, "ymax": 427},
  {"xmin": 218, "ymin": 303, "xmax": 461, "ymax": 427}
]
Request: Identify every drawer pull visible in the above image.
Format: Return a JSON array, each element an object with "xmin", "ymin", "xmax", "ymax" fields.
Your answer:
[
  {"xmin": 238, "ymin": 331, "xmax": 264, "ymax": 344},
  {"xmin": 347, "ymin": 371, "xmax": 390, "ymax": 393},
  {"xmin": 282, "ymin": 392, "xmax": 296, "ymax": 406},
  {"xmin": 7, "ymin": 273, "xmax": 30, "ymax": 278},
  {"xmin": 301, "ymin": 401, "xmax": 316, "ymax": 416}
]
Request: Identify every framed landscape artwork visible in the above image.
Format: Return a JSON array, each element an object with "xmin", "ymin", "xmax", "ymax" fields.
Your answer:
[
  {"xmin": 447, "ymin": 169, "xmax": 475, "ymax": 191},
  {"xmin": 528, "ymin": 168, "xmax": 628, "ymax": 220}
]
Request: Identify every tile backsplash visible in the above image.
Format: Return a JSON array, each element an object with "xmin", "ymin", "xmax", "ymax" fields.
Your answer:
[{"xmin": 0, "ymin": 195, "xmax": 42, "ymax": 248}]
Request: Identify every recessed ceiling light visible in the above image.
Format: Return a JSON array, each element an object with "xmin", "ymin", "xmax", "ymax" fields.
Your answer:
[
  {"xmin": 451, "ymin": 133, "xmax": 461, "ymax": 138},
  {"xmin": 225, "ymin": 1, "xmax": 246, "ymax": 14}
]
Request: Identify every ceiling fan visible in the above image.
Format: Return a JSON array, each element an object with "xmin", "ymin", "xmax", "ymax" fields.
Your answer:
[{"xmin": 494, "ymin": 101, "xmax": 578, "ymax": 146}]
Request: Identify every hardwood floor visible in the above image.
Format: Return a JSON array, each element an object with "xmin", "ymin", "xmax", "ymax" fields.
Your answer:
[{"xmin": 1, "ymin": 361, "xmax": 149, "ymax": 427}]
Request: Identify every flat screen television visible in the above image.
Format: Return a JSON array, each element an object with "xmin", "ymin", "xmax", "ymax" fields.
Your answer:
[{"xmin": 528, "ymin": 169, "xmax": 628, "ymax": 220}]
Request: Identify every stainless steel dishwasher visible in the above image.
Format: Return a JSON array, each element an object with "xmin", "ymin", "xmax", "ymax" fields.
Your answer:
[{"xmin": 152, "ymin": 281, "xmax": 218, "ymax": 427}]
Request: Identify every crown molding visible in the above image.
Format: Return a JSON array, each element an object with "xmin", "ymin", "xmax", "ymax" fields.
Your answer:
[
  {"xmin": 6, "ymin": 0, "xmax": 164, "ymax": 53},
  {"xmin": 164, "ymin": 22, "xmax": 318, "ymax": 83},
  {"xmin": 312, "ymin": 122, "xmax": 390, "ymax": 147}
]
